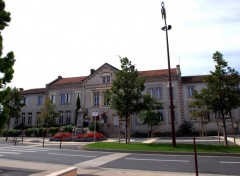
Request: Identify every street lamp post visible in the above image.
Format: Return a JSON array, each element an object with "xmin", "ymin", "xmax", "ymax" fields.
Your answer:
[{"xmin": 161, "ymin": 2, "xmax": 176, "ymax": 147}]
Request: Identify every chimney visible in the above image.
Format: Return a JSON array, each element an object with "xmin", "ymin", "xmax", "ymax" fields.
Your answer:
[
  {"xmin": 90, "ymin": 69, "xmax": 95, "ymax": 74},
  {"xmin": 176, "ymin": 65, "xmax": 181, "ymax": 76}
]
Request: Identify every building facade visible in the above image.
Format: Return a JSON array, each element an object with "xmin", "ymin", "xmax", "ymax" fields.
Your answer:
[{"xmin": 11, "ymin": 63, "xmax": 240, "ymax": 136}]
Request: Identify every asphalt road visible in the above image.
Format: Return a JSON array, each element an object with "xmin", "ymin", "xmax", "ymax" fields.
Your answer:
[{"xmin": 0, "ymin": 142, "xmax": 240, "ymax": 175}]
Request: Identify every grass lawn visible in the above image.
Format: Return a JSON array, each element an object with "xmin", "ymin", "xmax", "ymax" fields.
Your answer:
[{"xmin": 85, "ymin": 142, "xmax": 240, "ymax": 154}]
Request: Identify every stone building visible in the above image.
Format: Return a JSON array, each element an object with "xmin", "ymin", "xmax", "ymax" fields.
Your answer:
[{"xmin": 11, "ymin": 63, "xmax": 240, "ymax": 136}]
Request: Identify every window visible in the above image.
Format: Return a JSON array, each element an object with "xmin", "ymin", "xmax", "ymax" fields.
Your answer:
[
  {"xmin": 59, "ymin": 111, "xmax": 64, "ymax": 125},
  {"xmin": 93, "ymin": 92, "xmax": 99, "ymax": 106},
  {"xmin": 28, "ymin": 112, "xmax": 32, "ymax": 125},
  {"xmin": 15, "ymin": 118, "xmax": 19, "ymax": 126},
  {"xmin": 158, "ymin": 107, "xmax": 164, "ymax": 121},
  {"xmin": 156, "ymin": 87, "xmax": 162, "ymax": 100},
  {"xmin": 188, "ymin": 86, "xmax": 195, "ymax": 97},
  {"xmin": 189, "ymin": 107, "xmax": 196, "ymax": 120},
  {"xmin": 21, "ymin": 113, "xmax": 26, "ymax": 124},
  {"xmin": 148, "ymin": 88, "xmax": 154, "ymax": 98},
  {"xmin": 22, "ymin": 97, "xmax": 27, "ymax": 106},
  {"xmin": 101, "ymin": 73, "xmax": 111, "ymax": 84},
  {"xmin": 60, "ymin": 93, "xmax": 71, "ymax": 104},
  {"xmin": 50, "ymin": 94, "xmax": 56, "ymax": 104},
  {"xmin": 103, "ymin": 92, "xmax": 110, "ymax": 106},
  {"xmin": 37, "ymin": 96, "xmax": 43, "ymax": 105},
  {"xmin": 65, "ymin": 110, "xmax": 71, "ymax": 124},
  {"xmin": 36, "ymin": 112, "xmax": 41, "ymax": 125}
]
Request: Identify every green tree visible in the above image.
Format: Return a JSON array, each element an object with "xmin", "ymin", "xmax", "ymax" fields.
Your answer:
[
  {"xmin": 139, "ymin": 94, "xmax": 163, "ymax": 138},
  {"xmin": 106, "ymin": 57, "xmax": 145, "ymax": 144},
  {"xmin": 195, "ymin": 51, "xmax": 240, "ymax": 146},
  {"xmin": 0, "ymin": 0, "xmax": 15, "ymax": 133},
  {"xmin": 2, "ymin": 87, "xmax": 24, "ymax": 141},
  {"xmin": 38, "ymin": 97, "xmax": 59, "ymax": 127},
  {"xmin": 191, "ymin": 90, "xmax": 211, "ymax": 137},
  {"xmin": 75, "ymin": 94, "xmax": 81, "ymax": 126}
]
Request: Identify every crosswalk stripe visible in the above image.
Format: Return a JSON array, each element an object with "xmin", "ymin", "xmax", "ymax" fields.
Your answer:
[
  {"xmin": 0, "ymin": 149, "xmax": 36, "ymax": 153},
  {"xmin": 0, "ymin": 146, "xmax": 49, "ymax": 152},
  {"xmin": 75, "ymin": 153, "xmax": 130, "ymax": 168},
  {"xmin": 0, "ymin": 151, "xmax": 20, "ymax": 154}
]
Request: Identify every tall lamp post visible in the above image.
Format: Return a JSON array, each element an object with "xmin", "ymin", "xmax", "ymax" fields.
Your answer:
[{"xmin": 161, "ymin": 2, "xmax": 176, "ymax": 147}]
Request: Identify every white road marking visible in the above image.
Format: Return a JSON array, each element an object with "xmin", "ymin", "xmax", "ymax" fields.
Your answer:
[
  {"xmin": 75, "ymin": 153, "xmax": 130, "ymax": 168},
  {"xmin": 0, "ymin": 151, "xmax": 20, "ymax": 154},
  {"xmin": 48, "ymin": 153, "xmax": 96, "ymax": 158},
  {"xmin": 125, "ymin": 157, "xmax": 190, "ymax": 163},
  {"xmin": 0, "ymin": 146, "xmax": 49, "ymax": 151},
  {"xmin": 0, "ymin": 149, "xmax": 36, "ymax": 152},
  {"xmin": 142, "ymin": 138, "xmax": 158, "ymax": 144},
  {"xmin": 220, "ymin": 161, "xmax": 240, "ymax": 164}
]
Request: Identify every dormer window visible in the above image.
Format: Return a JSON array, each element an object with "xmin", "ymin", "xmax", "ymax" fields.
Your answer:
[{"xmin": 101, "ymin": 73, "xmax": 111, "ymax": 84}]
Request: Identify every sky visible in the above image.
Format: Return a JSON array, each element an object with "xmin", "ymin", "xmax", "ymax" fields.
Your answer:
[{"xmin": 3, "ymin": 0, "xmax": 240, "ymax": 90}]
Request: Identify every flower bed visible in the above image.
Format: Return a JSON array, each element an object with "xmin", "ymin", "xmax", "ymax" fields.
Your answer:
[
  {"xmin": 73, "ymin": 132, "xmax": 107, "ymax": 142},
  {"xmin": 49, "ymin": 132, "xmax": 72, "ymax": 141},
  {"xmin": 49, "ymin": 132, "xmax": 107, "ymax": 142}
]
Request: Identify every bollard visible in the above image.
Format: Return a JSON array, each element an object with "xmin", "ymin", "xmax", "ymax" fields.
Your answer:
[{"xmin": 14, "ymin": 138, "xmax": 17, "ymax": 146}]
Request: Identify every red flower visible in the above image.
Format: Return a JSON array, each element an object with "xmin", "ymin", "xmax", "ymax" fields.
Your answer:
[{"xmin": 53, "ymin": 132, "xmax": 72, "ymax": 139}]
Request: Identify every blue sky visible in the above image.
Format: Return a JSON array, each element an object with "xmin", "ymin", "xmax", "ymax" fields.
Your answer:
[{"xmin": 3, "ymin": 0, "xmax": 240, "ymax": 89}]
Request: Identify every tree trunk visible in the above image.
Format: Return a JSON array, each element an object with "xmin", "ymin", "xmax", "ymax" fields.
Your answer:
[
  {"xmin": 221, "ymin": 110, "xmax": 228, "ymax": 146},
  {"xmin": 5, "ymin": 117, "xmax": 10, "ymax": 142},
  {"xmin": 125, "ymin": 117, "xmax": 128, "ymax": 144},
  {"xmin": 151, "ymin": 125, "xmax": 153, "ymax": 138},
  {"xmin": 127, "ymin": 117, "xmax": 131, "ymax": 144}
]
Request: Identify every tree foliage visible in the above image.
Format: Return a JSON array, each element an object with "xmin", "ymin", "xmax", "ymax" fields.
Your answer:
[
  {"xmin": 1, "ymin": 87, "xmax": 24, "ymax": 140},
  {"xmin": 0, "ymin": 0, "xmax": 15, "ymax": 133},
  {"xmin": 106, "ymin": 57, "xmax": 146, "ymax": 143},
  {"xmin": 139, "ymin": 94, "xmax": 162, "ymax": 138},
  {"xmin": 38, "ymin": 97, "xmax": 59, "ymax": 127},
  {"xmin": 192, "ymin": 51, "xmax": 240, "ymax": 146}
]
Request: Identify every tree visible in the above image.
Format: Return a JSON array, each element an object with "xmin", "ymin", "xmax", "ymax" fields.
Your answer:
[
  {"xmin": 75, "ymin": 95, "xmax": 81, "ymax": 126},
  {"xmin": 0, "ymin": 0, "xmax": 15, "ymax": 133},
  {"xmin": 194, "ymin": 51, "xmax": 240, "ymax": 146},
  {"xmin": 106, "ymin": 57, "xmax": 146, "ymax": 144},
  {"xmin": 38, "ymin": 97, "xmax": 59, "ymax": 127},
  {"xmin": 2, "ymin": 87, "xmax": 24, "ymax": 141},
  {"xmin": 139, "ymin": 94, "xmax": 163, "ymax": 138},
  {"xmin": 191, "ymin": 90, "xmax": 211, "ymax": 137}
]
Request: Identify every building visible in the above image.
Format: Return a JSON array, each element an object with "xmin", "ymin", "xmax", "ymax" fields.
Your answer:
[{"xmin": 11, "ymin": 63, "xmax": 240, "ymax": 136}]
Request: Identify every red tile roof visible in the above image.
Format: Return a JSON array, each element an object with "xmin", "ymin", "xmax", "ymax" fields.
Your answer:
[
  {"xmin": 138, "ymin": 68, "xmax": 176, "ymax": 78},
  {"xmin": 22, "ymin": 88, "xmax": 46, "ymax": 95},
  {"xmin": 51, "ymin": 76, "xmax": 87, "ymax": 86}
]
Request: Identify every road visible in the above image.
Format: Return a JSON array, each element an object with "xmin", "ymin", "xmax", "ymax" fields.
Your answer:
[{"xmin": 0, "ymin": 142, "xmax": 240, "ymax": 176}]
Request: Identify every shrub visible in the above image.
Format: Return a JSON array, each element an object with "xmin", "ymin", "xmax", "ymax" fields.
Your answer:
[
  {"xmin": 88, "ymin": 122, "xmax": 100, "ymax": 132},
  {"xmin": 48, "ymin": 127, "xmax": 60, "ymax": 136},
  {"xmin": 177, "ymin": 121, "xmax": 195, "ymax": 136},
  {"xmin": 62, "ymin": 125, "xmax": 74, "ymax": 133},
  {"xmin": 14, "ymin": 123, "xmax": 29, "ymax": 130},
  {"xmin": 25, "ymin": 128, "xmax": 33, "ymax": 137},
  {"xmin": 33, "ymin": 128, "xmax": 46, "ymax": 137}
]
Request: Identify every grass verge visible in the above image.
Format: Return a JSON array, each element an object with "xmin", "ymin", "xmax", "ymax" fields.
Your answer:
[{"xmin": 85, "ymin": 142, "xmax": 240, "ymax": 153}]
